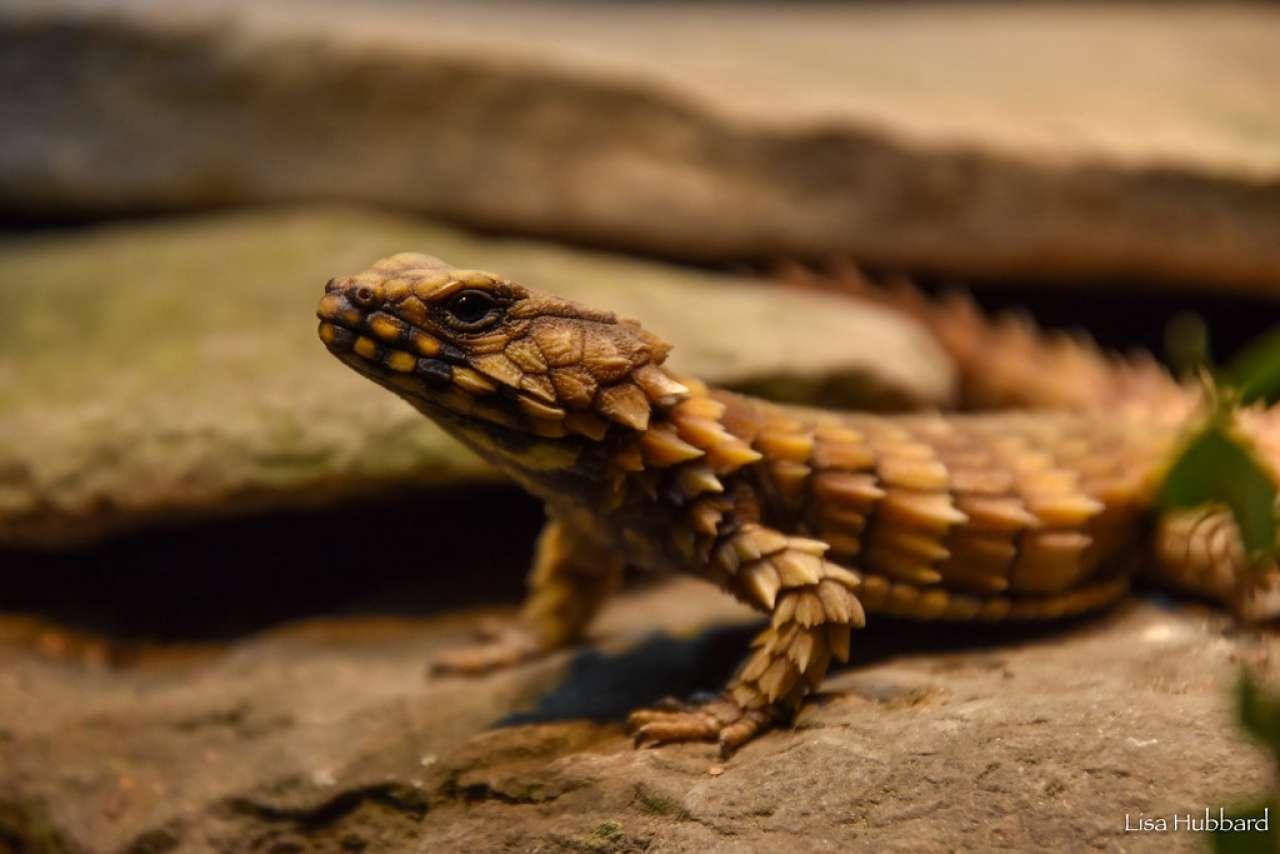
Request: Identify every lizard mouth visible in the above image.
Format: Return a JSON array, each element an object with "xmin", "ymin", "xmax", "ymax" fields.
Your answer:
[{"xmin": 316, "ymin": 294, "xmax": 575, "ymax": 438}]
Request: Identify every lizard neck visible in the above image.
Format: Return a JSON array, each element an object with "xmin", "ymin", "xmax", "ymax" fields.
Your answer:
[
  {"xmin": 575, "ymin": 378, "xmax": 766, "ymax": 570},
  {"xmin": 424, "ymin": 375, "xmax": 766, "ymax": 571}
]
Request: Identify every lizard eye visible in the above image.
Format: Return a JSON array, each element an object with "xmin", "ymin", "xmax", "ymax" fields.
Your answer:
[{"xmin": 443, "ymin": 290, "xmax": 499, "ymax": 329}]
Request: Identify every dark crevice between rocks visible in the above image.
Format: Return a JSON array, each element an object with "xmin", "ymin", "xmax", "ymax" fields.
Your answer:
[
  {"xmin": 197, "ymin": 788, "xmax": 430, "ymax": 854},
  {"xmin": 224, "ymin": 783, "xmax": 429, "ymax": 827},
  {"xmin": 207, "ymin": 784, "xmax": 430, "ymax": 854},
  {"xmin": 0, "ymin": 484, "xmax": 543, "ymax": 642}
]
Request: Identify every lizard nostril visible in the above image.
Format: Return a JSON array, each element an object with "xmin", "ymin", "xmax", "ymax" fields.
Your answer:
[{"xmin": 353, "ymin": 286, "xmax": 378, "ymax": 307}]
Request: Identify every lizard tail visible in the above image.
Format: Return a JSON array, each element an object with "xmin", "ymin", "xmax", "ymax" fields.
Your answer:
[{"xmin": 776, "ymin": 259, "xmax": 1198, "ymax": 425}]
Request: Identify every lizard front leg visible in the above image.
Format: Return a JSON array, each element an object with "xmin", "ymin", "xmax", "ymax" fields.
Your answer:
[
  {"xmin": 432, "ymin": 517, "xmax": 624, "ymax": 674},
  {"xmin": 628, "ymin": 523, "xmax": 863, "ymax": 755}
]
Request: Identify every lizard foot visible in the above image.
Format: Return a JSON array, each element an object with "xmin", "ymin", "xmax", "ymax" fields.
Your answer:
[
  {"xmin": 430, "ymin": 618, "xmax": 546, "ymax": 675},
  {"xmin": 627, "ymin": 693, "xmax": 775, "ymax": 757}
]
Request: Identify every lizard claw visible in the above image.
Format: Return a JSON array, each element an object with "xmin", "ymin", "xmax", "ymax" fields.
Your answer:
[{"xmin": 626, "ymin": 694, "xmax": 774, "ymax": 757}]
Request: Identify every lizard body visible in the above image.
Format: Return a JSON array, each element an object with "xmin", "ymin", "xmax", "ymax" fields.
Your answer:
[{"xmin": 317, "ymin": 253, "xmax": 1277, "ymax": 754}]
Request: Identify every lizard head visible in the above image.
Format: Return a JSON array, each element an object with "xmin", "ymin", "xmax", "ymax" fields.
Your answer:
[{"xmin": 317, "ymin": 253, "xmax": 689, "ymax": 456}]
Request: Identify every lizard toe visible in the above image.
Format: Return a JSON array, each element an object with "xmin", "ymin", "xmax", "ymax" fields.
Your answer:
[
  {"xmin": 626, "ymin": 706, "xmax": 690, "ymax": 730},
  {"xmin": 717, "ymin": 709, "xmax": 773, "ymax": 757},
  {"xmin": 631, "ymin": 713, "xmax": 721, "ymax": 747},
  {"xmin": 627, "ymin": 694, "xmax": 774, "ymax": 753}
]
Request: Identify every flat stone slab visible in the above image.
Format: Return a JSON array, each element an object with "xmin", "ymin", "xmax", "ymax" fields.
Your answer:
[
  {"xmin": 3, "ymin": 1, "xmax": 1280, "ymax": 292},
  {"xmin": 0, "ymin": 579, "xmax": 1272, "ymax": 851},
  {"xmin": 0, "ymin": 207, "xmax": 949, "ymax": 548}
]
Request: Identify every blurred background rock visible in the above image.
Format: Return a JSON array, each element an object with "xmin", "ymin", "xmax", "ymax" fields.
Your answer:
[
  {"xmin": 7, "ymin": 0, "xmax": 1280, "ymax": 289},
  {"xmin": 2, "ymin": 2, "xmax": 1279, "ymax": 851}
]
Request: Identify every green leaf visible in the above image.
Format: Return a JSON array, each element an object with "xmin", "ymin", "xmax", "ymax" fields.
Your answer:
[
  {"xmin": 1219, "ymin": 674, "xmax": 1280, "ymax": 853},
  {"xmin": 1159, "ymin": 424, "xmax": 1277, "ymax": 557},
  {"xmin": 1225, "ymin": 329, "xmax": 1280, "ymax": 405}
]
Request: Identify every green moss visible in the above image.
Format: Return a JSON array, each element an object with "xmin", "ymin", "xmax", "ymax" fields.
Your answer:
[
  {"xmin": 634, "ymin": 786, "xmax": 691, "ymax": 820},
  {"xmin": 591, "ymin": 820, "xmax": 623, "ymax": 840}
]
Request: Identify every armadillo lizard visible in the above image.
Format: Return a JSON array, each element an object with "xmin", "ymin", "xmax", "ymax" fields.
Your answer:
[{"xmin": 316, "ymin": 253, "xmax": 1280, "ymax": 754}]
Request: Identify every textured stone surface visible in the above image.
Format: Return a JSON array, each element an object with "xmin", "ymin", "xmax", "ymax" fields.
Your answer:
[
  {"xmin": 0, "ymin": 207, "xmax": 948, "ymax": 548},
  {"xmin": 0, "ymin": 578, "xmax": 1272, "ymax": 852},
  {"xmin": 3, "ymin": 1, "xmax": 1280, "ymax": 293}
]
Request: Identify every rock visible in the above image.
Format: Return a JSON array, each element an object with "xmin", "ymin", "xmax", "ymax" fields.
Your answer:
[
  {"xmin": 0, "ymin": 579, "xmax": 1272, "ymax": 851},
  {"xmin": 0, "ymin": 207, "xmax": 949, "ymax": 548},
  {"xmin": 3, "ymin": 1, "xmax": 1280, "ymax": 293}
]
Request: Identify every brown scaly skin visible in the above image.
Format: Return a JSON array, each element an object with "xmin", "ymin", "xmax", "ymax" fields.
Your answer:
[{"xmin": 317, "ymin": 253, "xmax": 1280, "ymax": 756}]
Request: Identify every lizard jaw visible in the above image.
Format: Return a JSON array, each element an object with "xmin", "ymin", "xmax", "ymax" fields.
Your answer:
[
  {"xmin": 316, "ymin": 310, "xmax": 573, "ymax": 439},
  {"xmin": 317, "ymin": 313, "xmax": 603, "ymax": 477}
]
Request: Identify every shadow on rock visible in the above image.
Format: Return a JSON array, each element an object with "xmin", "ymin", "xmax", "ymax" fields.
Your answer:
[
  {"xmin": 499, "ymin": 625, "xmax": 757, "ymax": 725},
  {"xmin": 498, "ymin": 601, "xmax": 1129, "ymax": 727}
]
